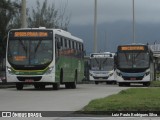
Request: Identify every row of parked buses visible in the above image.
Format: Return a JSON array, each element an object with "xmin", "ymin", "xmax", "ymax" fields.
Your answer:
[{"xmin": 5, "ymin": 27, "xmax": 154, "ymax": 90}]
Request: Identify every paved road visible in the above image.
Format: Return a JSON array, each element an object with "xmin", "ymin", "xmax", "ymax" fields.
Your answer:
[
  {"xmin": 0, "ymin": 84, "xmax": 159, "ymax": 120},
  {"xmin": 0, "ymin": 84, "xmax": 128, "ymax": 111}
]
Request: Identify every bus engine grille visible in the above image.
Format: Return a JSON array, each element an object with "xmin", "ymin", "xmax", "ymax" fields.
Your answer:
[{"xmin": 17, "ymin": 77, "xmax": 42, "ymax": 81}]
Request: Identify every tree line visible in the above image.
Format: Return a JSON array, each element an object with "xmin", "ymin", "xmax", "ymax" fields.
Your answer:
[{"xmin": 0, "ymin": 0, "xmax": 70, "ymax": 59}]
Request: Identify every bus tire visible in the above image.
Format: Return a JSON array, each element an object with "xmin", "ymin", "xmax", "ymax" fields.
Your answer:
[
  {"xmin": 119, "ymin": 83, "xmax": 124, "ymax": 86},
  {"xmin": 125, "ymin": 83, "xmax": 130, "ymax": 86},
  {"xmin": 71, "ymin": 70, "xmax": 77, "ymax": 89},
  {"xmin": 34, "ymin": 84, "xmax": 40, "ymax": 89},
  {"xmin": 53, "ymin": 83, "xmax": 60, "ymax": 90},
  {"xmin": 95, "ymin": 81, "xmax": 99, "ymax": 85},
  {"xmin": 70, "ymin": 80, "xmax": 76, "ymax": 89},
  {"xmin": 16, "ymin": 83, "xmax": 23, "ymax": 90},
  {"xmin": 39, "ymin": 84, "xmax": 45, "ymax": 89},
  {"xmin": 60, "ymin": 69, "xmax": 63, "ymax": 84},
  {"xmin": 143, "ymin": 82, "xmax": 150, "ymax": 87},
  {"xmin": 65, "ymin": 83, "xmax": 71, "ymax": 89}
]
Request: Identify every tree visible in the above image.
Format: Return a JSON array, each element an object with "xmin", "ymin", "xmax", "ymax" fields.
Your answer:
[
  {"xmin": 0, "ymin": 0, "xmax": 70, "ymax": 59},
  {"xmin": 0, "ymin": 0, "xmax": 20, "ymax": 58},
  {"xmin": 28, "ymin": 0, "xmax": 70, "ymax": 30}
]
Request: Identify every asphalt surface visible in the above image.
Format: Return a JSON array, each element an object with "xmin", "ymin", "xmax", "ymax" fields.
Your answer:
[{"xmin": 0, "ymin": 83, "xmax": 159, "ymax": 120}]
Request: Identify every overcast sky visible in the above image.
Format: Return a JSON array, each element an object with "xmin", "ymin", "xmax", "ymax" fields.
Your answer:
[
  {"xmin": 27, "ymin": 0, "xmax": 160, "ymax": 26},
  {"xmin": 26, "ymin": 0, "xmax": 160, "ymax": 53}
]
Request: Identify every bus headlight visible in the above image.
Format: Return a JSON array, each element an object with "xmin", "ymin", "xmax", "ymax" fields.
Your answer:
[
  {"xmin": 116, "ymin": 71, "xmax": 121, "ymax": 76},
  {"xmin": 7, "ymin": 67, "xmax": 14, "ymax": 75},
  {"xmin": 45, "ymin": 66, "xmax": 54, "ymax": 74},
  {"xmin": 144, "ymin": 69, "xmax": 150, "ymax": 77},
  {"xmin": 109, "ymin": 73, "xmax": 113, "ymax": 77},
  {"xmin": 90, "ymin": 73, "xmax": 93, "ymax": 76}
]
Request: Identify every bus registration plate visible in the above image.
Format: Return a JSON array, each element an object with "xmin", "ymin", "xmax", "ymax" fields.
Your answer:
[
  {"xmin": 25, "ymin": 79, "xmax": 34, "ymax": 82},
  {"xmin": 130, "ymin": 78, "xmax": 136, "ymax": 80}
]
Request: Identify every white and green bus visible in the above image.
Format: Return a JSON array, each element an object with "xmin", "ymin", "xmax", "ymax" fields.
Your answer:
[{"xmin": 6, "ymin": 28, "xmax": 84, "ymax": 90}]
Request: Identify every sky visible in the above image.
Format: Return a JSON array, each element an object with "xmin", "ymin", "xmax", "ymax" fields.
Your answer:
[
  {"xmin": 26, "ymin": 0, "xmax": 160, "ymax": 53},
  {"xmin": 27, "ymin": 0, "xmax": 160, "ymax": 25}
]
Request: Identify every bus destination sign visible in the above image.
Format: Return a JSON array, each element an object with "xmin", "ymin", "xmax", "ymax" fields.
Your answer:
[
  {"xmin": 91, "ymin": 54, "xmax": 111, "ymax": 58},
  {"xmin": 14, "ymin": 31, "xmax": 48, "ymax": 37},
  {"xmin": 121, "ymin": 46, "xmax": 145, "ymax": 51}
]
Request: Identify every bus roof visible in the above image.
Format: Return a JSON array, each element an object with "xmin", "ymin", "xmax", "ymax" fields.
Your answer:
[
  {"xmin": 53, "ymin": 29, "xmax": 83, "ymax": 43},
  {"xmin": 9, "ymin": 28, "xmax": 83, "ymax": 43}
]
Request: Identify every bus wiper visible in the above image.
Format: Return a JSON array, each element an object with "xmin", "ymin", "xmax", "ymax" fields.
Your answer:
[
  {"xmin": 95, "ymin": 58, "xmax": 99, "ymax": 65},
  {"xmin": 135, "ymin": 51, "xmax": 142, "ymax": 58},
  {"xmin": 102, "ymin": 58, "xmax": 108, "ymax": 65},
  {"xmin": 124, "ymin": 52, "xmax": 132, "ymax": 66},
  {"xmin": 95, "ymin": 58, "xmax": 101, "ymax": 70},
  {"xmin": 35, "ymin": 40, "xmax": 42, "ymax": 53},
  {"xmin": 19, "ymin": 40, "xmax": 27, "ymax": 54}
]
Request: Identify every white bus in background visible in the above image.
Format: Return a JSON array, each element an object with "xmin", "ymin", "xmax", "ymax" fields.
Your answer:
[{"xmin": 89, "ymin": 52, "xmax": 116, "ymax": 84}]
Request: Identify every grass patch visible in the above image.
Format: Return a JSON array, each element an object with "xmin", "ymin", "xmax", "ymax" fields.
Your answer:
[
  {"xmin": 81, "ymin": 88, "xmax": 160, "ymax": 114},
  {"xmin": 150, "ymin": 81, "xmax": 160, "ymax": 87}
]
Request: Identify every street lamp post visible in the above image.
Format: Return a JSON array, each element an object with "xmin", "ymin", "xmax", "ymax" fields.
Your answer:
[
  {"xmin": 133, "ymin": 0, "xmax": 135, "ymax": 43},
  {"xmin": 21, "ymin": 0, "xmax": 27, "ymax": 28},
  {"xmin": 94, "ymin": 0, "xmax": 97, "ymax": 53}
]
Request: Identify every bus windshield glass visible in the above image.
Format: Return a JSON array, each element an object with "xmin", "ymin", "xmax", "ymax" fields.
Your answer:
[
  {"xmin": 118, "ymin": 52, "xmax": 149, "ymax": 69},
  {"xmin": 8, "ymin": 39, "xmax": 53, "ymax": 66},
  {"xmin": 90, "ymin": 58, "xmax": 114, "ymax": 71}
]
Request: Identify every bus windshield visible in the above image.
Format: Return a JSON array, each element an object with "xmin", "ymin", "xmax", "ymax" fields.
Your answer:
[
  {"xmin": 90, "ymin": 58, "xmax": 114, "ymax": 71},
  {"xmin": 8, "ymin": 39, "xmax": 53, "ymax": 66},
  {"xmin": 118, "ymin": 52, "xmax": 149, "ymax": 69}
]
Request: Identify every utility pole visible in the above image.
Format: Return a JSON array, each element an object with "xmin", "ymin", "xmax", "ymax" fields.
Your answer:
[
  {"xmin": 133, "ymin": 0, "xmax": 135, "ymax": 43},
  {"xmin": 94, "ymin": 0, "xmax": 97, "ymax": 53},
  {"xmin": 21, "ymin": 0, "xmax": 27, "ymax": 28}
]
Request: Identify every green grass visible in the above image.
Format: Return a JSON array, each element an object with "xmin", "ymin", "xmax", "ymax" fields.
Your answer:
[
  {"xmin": 81, "ymin": 88, "xmax": 160, "ymax": 113},
  {"xmin": 150, "ymin": 81, "xmax": 160, "ymax": 87}
]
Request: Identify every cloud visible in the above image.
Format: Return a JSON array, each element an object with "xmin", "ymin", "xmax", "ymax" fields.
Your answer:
[
  {"xmin": 68, "ymin": 0, "xmax": 160, "ymax": 25},
  {"xmin": 27, "ymin": 0, "xmax": 160, "ymax": 26}
]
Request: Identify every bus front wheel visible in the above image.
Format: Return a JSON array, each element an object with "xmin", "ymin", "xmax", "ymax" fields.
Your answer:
[
  {"xmin": 65, "ymin": 81, "xmax": 76, "ymax": 89},
  {"xmin": 95, "ymin": 81, "xmax": 99, "ymax": 85},
  {"xmin": 143, "ymin": 82, "xmax": 150, "ymax": 87},
  {"xmin": 16, "ymin": 83, "xmax": 23, "ymax": 90},
  {"xmin": 52, "ymin": 83, "xmax": 60, "ymax": 90},
  {"xmin": 119, "ymin": 83, "xmax": 124, "ymax": 86}
]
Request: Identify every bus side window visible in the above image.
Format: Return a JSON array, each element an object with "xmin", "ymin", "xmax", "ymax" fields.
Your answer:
[
  {"xmin": 76, "ymin": 42, "xmax": 78, "ymax": 50},
  {"xmin": 72, "ymin": 41, "xmax": 75, "ymax": 49},
  {"xmin": 68, "ymin": 40, "xmax": 71, "ymax": 49},
  {"xmin": 74, "ymin": 42, "xmax": 77, "ymax": 50},
  {"xmin": 82, "ymin": 44, "xmax": 84, "ymax": 51},
  {"xmin": 64, "ymin": 39, "xmax": 67, "ymax": 49},
  {"xmin": 60, "ymin": 37, "xmax": 63, "ymax": 48},
  {"xmin": 79, "ymin": 43, "xmax": 81, "ymax": 51},
  {"xmin": 70, "ymin": 40, "xmax": 73, "ymax": 49}
]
